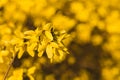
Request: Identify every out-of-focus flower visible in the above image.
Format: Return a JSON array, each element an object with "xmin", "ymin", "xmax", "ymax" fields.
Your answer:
[
  {"xmin": 27, "ymin": 66, "xmax": 36, "ymax": 80},
  {"xmin": 8, "ymin": 69, "xmax": 24, "ymax": 80}
]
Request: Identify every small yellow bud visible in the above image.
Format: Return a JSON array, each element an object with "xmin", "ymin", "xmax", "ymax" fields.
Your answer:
[{"xmin": 38, "ymin": 50, "xmax": 44, "ymax": 57}]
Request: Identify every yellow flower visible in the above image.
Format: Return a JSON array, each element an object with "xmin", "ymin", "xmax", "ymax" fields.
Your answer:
[
  {"xmin": 27, "ymin": 42, "xmax": 37, "ymax": 57},
  {"xmin": 38, "ymin": 40, "xmax": 46, "ymax": 57},
  {"xmin": 24, "ymin": 30, "xmax": 39, "ymax": 57},
  {"xmin": 27, "ymin": 66, "xmax": 36, "ymax": 80},
  {"xmin": 17, "ymin": 46, "xmax": 25, "ymax": 59},
  {"xmin": 0, "ymin": 50, "xmax": 9, "ymax": 63},
  {"xmin": 0, "ymin": 54, "xmax": 4, "ymax": 63},
  {"xmin": 46, "ymin": 41, "xmax": 69, "ymax": 62},
  {"xmin": 46, "ymin": 44, "xmax": 53, "ymax": 59},
  {"xmin": 8, "ymin": 69, "xmax": 24, "ymax": 80},
  {"xmin": 45, "ymin": 31, "xmax": 53, "ymax": 41}
]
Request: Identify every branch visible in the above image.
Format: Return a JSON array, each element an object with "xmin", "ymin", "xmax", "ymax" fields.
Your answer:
[{"xmin": 3, "ymin": 53, "xmax": 17, "ymax": 80}]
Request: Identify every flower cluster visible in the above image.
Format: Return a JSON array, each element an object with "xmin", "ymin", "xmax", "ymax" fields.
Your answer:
[
  {"xmin": 23, "ymin": 23, "xmax": 69, "ymax": 62},
  {"xmin": 0, "ymin": 23, "xmax": 69, "ymax": 63}
]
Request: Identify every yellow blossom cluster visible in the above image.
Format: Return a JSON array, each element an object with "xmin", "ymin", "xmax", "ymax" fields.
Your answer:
[{"xmin": 0, "ymin": 23, "xmax": 69, "ymax": 63}]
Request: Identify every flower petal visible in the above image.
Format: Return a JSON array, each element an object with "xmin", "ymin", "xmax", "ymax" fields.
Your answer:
[
  {"xmin": 45, "ymin": 31, "xmax": 53, "ymax": 41},
  {"xmin": 18, "ymin": 47, "xmax": 24, "ymax": 59},
  {"xmin": 46, "ymin": 44, "xmax": 53, "ymax": 59},
  {"xmin": 38, "ymin": 50, "xmax": 44, "ymax": 57}
]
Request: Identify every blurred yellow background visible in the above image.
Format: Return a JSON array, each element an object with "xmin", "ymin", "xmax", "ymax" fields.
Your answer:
[{"xmin": 0, "ymin": 0, "xmax": 120, "ymax": 80}]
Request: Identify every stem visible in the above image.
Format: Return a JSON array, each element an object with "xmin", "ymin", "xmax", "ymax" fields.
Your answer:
[{"xmin": 3, "ymin": 53, "xmax": 17, "ymax": 80}]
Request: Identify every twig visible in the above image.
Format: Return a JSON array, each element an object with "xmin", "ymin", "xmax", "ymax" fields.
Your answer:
[{"xmin": 3, "ymin": 53, "xmax": 17, "ymax": 80}]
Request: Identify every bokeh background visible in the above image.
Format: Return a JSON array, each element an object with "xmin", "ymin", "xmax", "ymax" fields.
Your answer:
[{"xmin": 0, "ymin": 0, "xmax": 120, "ymax": 80}]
